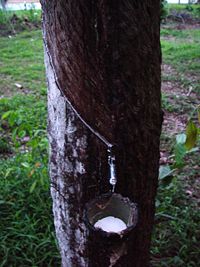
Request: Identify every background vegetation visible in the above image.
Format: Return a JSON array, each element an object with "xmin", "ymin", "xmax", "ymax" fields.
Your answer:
[{"xmin": 0, "ymin": 4, "xmax": 199, "ymax": 267}]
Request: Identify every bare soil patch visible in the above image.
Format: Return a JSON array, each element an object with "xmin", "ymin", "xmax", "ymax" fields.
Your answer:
[{"xmin": 162, "ymin": 111, "xmax": 187, "ymax": 137}]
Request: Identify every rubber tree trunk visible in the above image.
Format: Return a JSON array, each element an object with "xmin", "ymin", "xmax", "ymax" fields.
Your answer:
[
  {"xmin": 0, "ymin": 0, "xmax": 6, "ymax": 9},
  {"xmin": 41, "ymin": 1, "xmax": 162, "ymax": 266}
]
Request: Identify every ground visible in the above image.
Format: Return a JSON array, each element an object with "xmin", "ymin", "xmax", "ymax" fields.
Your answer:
[
  {"xmin": 151, "ymin": 16, "xmax": 200, "ymax": 266},
  {"xmin": 160, "ymin": 21, "xmax": 200, "ymax": 202}
]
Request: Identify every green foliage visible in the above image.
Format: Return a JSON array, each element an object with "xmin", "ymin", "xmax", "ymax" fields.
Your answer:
[
  {"xmin": 159, "ymin": 165, "xmax": 175, "ymax": 180},
  {"xmin": 0, "ymin": 138, "xmax": 12, "ymax": 154},
  {"xmin": 185, "ymin": 120, "xmax": 198, "ymax": 150},
  {"xmin": 185, "ymin": 4, "xmax": 194, "ymax": 12},
  {"xmin": 0, "ymin": 95, "xmax": 61, "ymax": 265},
  {"xmin": 161, "ymin": 93, "xmax": 175, "ymax": 112},
  {"xmin": 173, "ymin": 142, "xmax": 187, "ymax": 168},
  {"xmin": 160, "ymin": 0, "xmax": 168, "ymax": 21},
  {"xmin": 152, "ymin": 178, "xmax": 200, "ymax": 267},
  {"xmin": 196, "ymin": 6, "xmax": 200, "ymax": 16},
  {"xmin": 157, "ymin": 23, "xmax": 200, "ymax": 265},
  {"xmin": 0, "ymin": 94, "xmax": 48, "ymax": 184},
  {"xmin": 159, "ymin": 109, "xmax": 199, "ymax": 182},
  {"xmin": 0, "ymin": 156, "xmax": 61, "ymax": 266},
  {"xmin": 0, "ymin": 9, "xmax": 9, "ymax": 24},
  {"xmin": 0, "ymin": 24, "xmax": 60, "ymax": 265},
  {"xmin": 167, "ymin": 3, "xmax": 200, "ymax": 19},
  {"xmin": 0, "ymin": 8, "xmax": 41, "ymax": 37},
  {"xmin": 0, "ymin": 8, "xmax": 41, "ymax": 25},
  {"xmin": 157, "ymin": 109, "xmax": 199, "ymax": 265},
  {"xmin": 159, "ymin": 165, "xmax": 175, "ymax": 187}
]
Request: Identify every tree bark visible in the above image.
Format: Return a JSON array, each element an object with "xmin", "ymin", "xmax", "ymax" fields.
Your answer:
[
  {"xmin": 0, "ymin": 0, "xmax": 6, "ymax": 9},
  {"xmin": 41, "ymin": 1, "xmax": 162, "ymax": 266}
]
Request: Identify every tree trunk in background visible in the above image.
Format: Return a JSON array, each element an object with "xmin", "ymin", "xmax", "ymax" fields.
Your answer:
[
  {"xmin": 0, "ymin": 0, "xmax": 6, "ymax": 9},
  {"xmin": 41, "ymin": 1, "xmax": 162, "ymax": 266}
]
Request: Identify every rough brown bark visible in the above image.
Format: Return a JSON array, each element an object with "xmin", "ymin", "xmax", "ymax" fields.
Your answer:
[{"xmin": 41, "ymin": 1, "xmax": 162, "ymax": 266}]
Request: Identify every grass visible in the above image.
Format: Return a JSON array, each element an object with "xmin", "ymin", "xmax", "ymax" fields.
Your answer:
[
  {"xmin": 0, "ymin": 7, "xmax": 199, "ymax": 267},
  {"xmin": 0, "ymin": 22, "xmax": 61, "ymax": 266},
  {"xmin": 152, "ymin": 9, "xmax": 200, "ymax": 267},
  {"xmin": 151, "ymin": 178, "xmax": 200, "ymax": 267},
  {"xmin": 0, "ymin": 96, "xmax": 61, "ymax": 266},
  {"xmin": 0, "ymin": 8, "xmax": 41, "ymax": 25},
  {"xmin": 161, "ymin": 28, "xmax": 200, "ymax": 41},
  {"xmin": 162, "ymin": 41, "xmax": 199, "ymax": 68},
  {"xmin": 0, "ymin": 155, "xmax": 60, "ymax": 266},
  {"xmin": 161, "ymin": 28, "xmax": 200, "ymax": 95},
  {"xmin": 0, "ymin": 30, "xmax": 45, "ymax": 96},
  {"xmin": 0, "ymin": 8, "xmax": 41, "ymax": 37}
]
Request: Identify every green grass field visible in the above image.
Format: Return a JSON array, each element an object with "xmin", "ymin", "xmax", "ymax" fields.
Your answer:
[
  {"xmin": 0, "ymin": 6, "xmax": 199, "ymax": 267},
  {"xmin": 0, "ymin": 30, "xmax": 61, "ymax": 266},
  {"xmin": 162, "ymin": 30, "xmax": 200, "ymax": 71}
]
